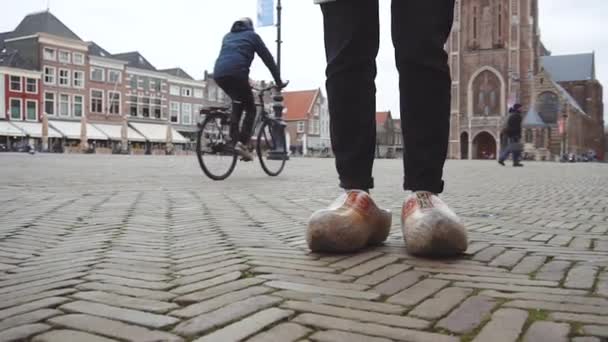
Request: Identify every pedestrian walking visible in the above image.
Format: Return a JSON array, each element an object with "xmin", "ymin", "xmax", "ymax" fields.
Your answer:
[{"xmin": 498, "ymin": 104, "xmax": 524, "ymax": 167}]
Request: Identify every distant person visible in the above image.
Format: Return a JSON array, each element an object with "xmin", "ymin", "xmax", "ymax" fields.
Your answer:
[
  {"xmin": 306, "ymin": 0, "xmax": 468, "ymax": 258},
  {"xmin": 213, "ymin": 17, "xmax": 287, "ymax": 161},
  {"xmin": 498, "ymin": 104, "xmax": 524, "ymax": 167}
]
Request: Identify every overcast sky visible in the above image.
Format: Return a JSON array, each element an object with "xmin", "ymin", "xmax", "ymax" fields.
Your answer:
[{"xmin": 2, "ymin": 0, "xmax": 607, "ymax": 122}]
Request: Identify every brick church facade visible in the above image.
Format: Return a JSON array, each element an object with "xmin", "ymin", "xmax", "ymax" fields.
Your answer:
[{"xmin": 448, "ymin": 0, "xmax": 605, "ymax": 161}]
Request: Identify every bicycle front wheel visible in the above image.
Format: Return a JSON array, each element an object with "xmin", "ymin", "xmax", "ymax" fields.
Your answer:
[
  {"xmin": 196, "ymin": 115, "xmax": 238, "ymax": 180},
  {"xmin": 256, "ymin": 120, "xmax": 287, "ymax": 176}
]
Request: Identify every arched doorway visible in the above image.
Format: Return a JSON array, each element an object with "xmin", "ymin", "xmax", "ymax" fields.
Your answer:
[
  {"xmin": 460, "ymin": 132, "xmax": 469, "ymax": 160},
  {"xmin": 472, "ymin": 132, "xmax": 497, "ymax": 160}
]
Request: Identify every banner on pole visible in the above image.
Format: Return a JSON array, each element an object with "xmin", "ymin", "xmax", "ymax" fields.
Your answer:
[{"xmin": 257, "ymin": 0, "xmax": 275, "ymax": 27}]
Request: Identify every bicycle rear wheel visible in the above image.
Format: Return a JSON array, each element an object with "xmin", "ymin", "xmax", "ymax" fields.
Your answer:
[
  {"xmin": 196, "ymin": 115, "xmax": 238, "ymax": 180},
  {"xmin": 256, "ymin": 120, "xmax": 287, "ymax": 176}
]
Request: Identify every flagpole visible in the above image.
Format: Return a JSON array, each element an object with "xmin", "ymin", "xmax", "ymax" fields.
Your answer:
[{"xmin": 276, "ymin": 0, "xmax": 282, "ymax": 79}]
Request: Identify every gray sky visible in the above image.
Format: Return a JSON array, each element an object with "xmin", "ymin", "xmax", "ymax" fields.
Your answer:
[{"xmin": 2, "ymin": 0, "xmax": 607, "ymax": 122}]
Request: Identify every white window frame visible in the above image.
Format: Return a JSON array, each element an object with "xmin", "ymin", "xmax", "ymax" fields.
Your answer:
[
  {"xmin": 73, "ymin": 52, "xmax": 85, "ymax": 65},
  {"xmin": 308, "ymin": 119, "xmax": 315, "ymax": 134},
  {"xmin": 181, "ymin": 87, "xmax": 192, "ymax": 97},
  {"xmin": 108, "ymin": 70, "xmax": 122, "ymax": 84},
  {"xmin": 25, "ymin": 78, "xmax": 37, "ymax": 94},
  {"xmin": 73, "ymin": 70, "xmax": 85, "ymax": 89},
  {"xmin": 9, "ymin": 98, "xmax": 23, "ymax": 120},
  {"xmin": 58, "ymin": 68, "xmax": 70, "ymax": 87},
  {"xmin": 194, "ymin": 88, "xmax": 204, "ymax": 99},
  {"xmin": 297, "ymin": 121, "xmax": 305, "ymax": 133},
  {"xmin": 152, "ymin": 98, "xmax": 162, "ymax": 119},
  {"xmin": 170, "ymin": 85, "xmax": 180, "ymax": 96},
  {"xmin": 59, "ymin": 93, "xmax": 71, "ymax": 117},
  {"xmin": 73, "ymin": 95, "xmax": 84, "ymax": 118},
  {"xmin": 58, "ymin": 50, "xmax": 71, "ymax": 64},
  {"xmin": 43, "ymin": 47, "xmax": 56, "ymax": 61},
  {"xmin": 9, "ymin": 76, "xmax": 22, "ymax": 92},
  {"xmin": 90, "ymin": 67, "xmax": 105, "ymax": 82},
  {"xmin": 90, "ymin": 89, "xmax": 104, "ymax": 114},
  {"xmin": 44, "ymin": 92, "xmax": 56, "ymax": 116},
  {"xmin": 44, "ymin": 66, "xmax": 56, "ymax": 85},
  {"xmin": 25, "ymin": 100, "xmax": 38, "ymax": 122},
  {"xmin": 182, "ymin": 103, "xmax": 192, "ymax": 125},
  {"xmin": 108, "ymin": 91, "xmax": 121, "ymax": 115},
  {"xmin": 170, "ymin": 101, "xmax": 180, "ymax": 123}
]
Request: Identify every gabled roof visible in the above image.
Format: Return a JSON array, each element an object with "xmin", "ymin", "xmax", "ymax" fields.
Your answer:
[
  {"xmin": 88, "ymin": 41, "xmax": 112, "ymax": 58},
  {"xmin": 553, "ymin": 80, "xmax": 585, "ymax": 114},
  {"xmin": 376, "ymin": 111, "xmax": 391, "ymax": 125},
  {"xmin": 283, "ymin": 89, "xmax": 319, "ymax": 121},
  {"xmin": 0, "ymin": 48, "xmax": 37, "ymax": 70},
  {"xmin": 112, "ymin": 51, "xmax": 156, "ymax": 71},
  {"xmin": 159, "ymin": 68, "xmax": 194, "ymax": 80},
  {"xmin": 12, "ymin": 10, "xmax": 81, "ymax": 41},
  {"xmin": 522, "ymin": 107, "xmax": 547, "ymax": 127},
  {"xmin": 0, "ymin": 31, "xmax": 12, "ymax": 50},
  {"xmin": 541, "ymin": 53, "xmax": 595, "ymax": 82}
]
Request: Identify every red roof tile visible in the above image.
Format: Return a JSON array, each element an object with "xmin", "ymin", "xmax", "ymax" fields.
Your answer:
[
  {"xmin": 283, "ymin": 89, "xmax": 319, "ymax": 121},
  {"xmin": 376, "ymin": 111, "xmax": 391, "ymax": 125}
]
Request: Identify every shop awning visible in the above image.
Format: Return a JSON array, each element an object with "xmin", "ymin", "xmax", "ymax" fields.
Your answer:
[
  {"xmin": 130, "ymin": 122, "xmax": 189, "ymax": 144},
  {"xmin": 0, "ymin": 121, "xmax": 25, "ymax": 137},
  {"xmin": 10, "ymin": 121, "xmax": 62, "ymax": 138},
  {"xmin": 49, "ymin": 120, "xmax": 108, "ymax": 140},
  {"xmin": 92, "ymin": 123, "xmax": 146, "ymax": 142}
]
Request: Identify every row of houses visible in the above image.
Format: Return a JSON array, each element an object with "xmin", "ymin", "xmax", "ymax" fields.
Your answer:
[{"xmin": 0, "ymin": 10, "xmax": 230, "ymax": 154}]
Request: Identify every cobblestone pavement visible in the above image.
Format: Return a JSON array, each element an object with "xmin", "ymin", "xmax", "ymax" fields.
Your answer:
[{"xmin": 0, "ymin": 153, "xmax": 608, "ymax": 342}]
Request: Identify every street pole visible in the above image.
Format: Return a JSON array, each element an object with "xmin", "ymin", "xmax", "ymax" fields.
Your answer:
[{"xmin": 276, "ymin": 0, "xmax": 282, "ymax": 79}]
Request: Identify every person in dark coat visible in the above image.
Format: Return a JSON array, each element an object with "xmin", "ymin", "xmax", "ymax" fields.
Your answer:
[
  {"xmin": 499, "ymin": 103, "xmax": 524, "ymax": 167},
  {"xmin": 213, "ymin": 17, "xmax": 287, "ymax": 161}
]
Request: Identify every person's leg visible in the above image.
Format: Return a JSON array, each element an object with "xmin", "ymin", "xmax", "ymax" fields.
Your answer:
[
  {"xmin": 234, "ymin": 82, "xmax": 257, "ymax": 144},
  {"xmin": 322, "ymin": 0, "xmax": 380, "ymax": 191},
  {"xmin": 392, "ymin": 0, "xmax": 455, "ymax": 194},
  {"xmin": 214, "ymin": 76, "xmax": 244, "ymax": 143}
]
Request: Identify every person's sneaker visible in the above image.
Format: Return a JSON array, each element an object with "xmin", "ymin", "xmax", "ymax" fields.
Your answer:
[
  {"xmin": 401, "ymin": 191, "xmax": 468, "ymax": 257},
  {"xmin": 307, "ymin": 190, "xmax": 392, "ymax": 253},
  {"xmin": 235, "ymin": 142, "xmax": 254, "ymax": 161},
  {"xmin": 498, "ymin": 160, "xmax": 505, "ymax": 166},
  {"xmin": 513, "ymin": 163, "xmax": 524, "ymax": 167}
]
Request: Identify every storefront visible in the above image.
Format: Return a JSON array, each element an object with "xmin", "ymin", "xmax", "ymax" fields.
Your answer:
[
  {"xmin": 92, "ymin": 123, "xmax": 146, "ymax": 154},
  {"xmin": 129, "ymin": 122, "xmax": 188, "ymax": 155},
  {"xmin": 10, "ymin": 121, "xmax": 62, "ymax": 152},
  {"xmin": 49, "ymin": 120, "xmax": 109, "ymax": 153},
  {"xmin": 0, "ymin": 121, "xmax": 26, "ymax": 151}
]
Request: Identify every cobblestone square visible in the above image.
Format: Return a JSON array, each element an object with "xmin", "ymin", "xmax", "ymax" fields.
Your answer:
[{"xmin": 0, "ymin": 154, "xmax": 607, "ymax": 341}]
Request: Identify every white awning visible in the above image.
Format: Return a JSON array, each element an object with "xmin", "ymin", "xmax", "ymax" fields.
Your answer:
[
  {"xmin": 0, "ymin": 121, "xmax": 25, "ymax": 137},
  {"xmin": 92, "ymin": 123, "xmax": 146, "ymax": 142},
  {"xmin": 129, "ymin": 122, "xmax": 190, "ymax": 144},
  {"xmin": 10, "ymin": 121, "xmax": 62, "ymax": 138},
  {"xmin": 49, "ymin": 120, "xmax": 108, "ymax": 140}
]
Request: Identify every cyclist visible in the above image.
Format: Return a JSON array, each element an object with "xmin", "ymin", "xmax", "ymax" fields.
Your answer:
[{"xmin": 213, "ymin": 17, "xmax": 287, "ymax": 161}]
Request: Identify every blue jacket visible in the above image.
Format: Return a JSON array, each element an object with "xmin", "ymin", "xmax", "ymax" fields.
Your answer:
[{"xmin": 213, "ymin": 20, "xmax": 281, "ymax": 84}]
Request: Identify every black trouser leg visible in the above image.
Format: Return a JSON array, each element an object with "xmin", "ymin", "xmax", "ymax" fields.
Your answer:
[
  {"xmin": 392, "ymin": 0, "xmax": 455, "ymax": 194},
  {"xmin": 214, "ymin": 76, "xmax": 256, "ymax": 144},
  {"xmin": 321, "ymin": 0, "xmax": 379, "ymax": 191}
]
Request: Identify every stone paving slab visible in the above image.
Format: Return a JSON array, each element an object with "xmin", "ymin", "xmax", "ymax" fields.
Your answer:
[{"xmin": 0, "ymin": 154, "xmax": 608, "ymax": 341}]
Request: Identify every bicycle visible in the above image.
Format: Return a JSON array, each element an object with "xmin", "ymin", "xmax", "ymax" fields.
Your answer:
[{"xmin": 196, "ymin": 84, "xmax": 289, "ymax": 180}]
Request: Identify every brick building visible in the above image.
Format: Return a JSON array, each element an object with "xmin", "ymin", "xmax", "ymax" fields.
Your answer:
[
  {"xmin": 448, "ymin": 0, "xmax": 604, "ymax": 160},
  {"xmin": 282, "ymin": 89, "xmax": 329, "ymax": 156}
]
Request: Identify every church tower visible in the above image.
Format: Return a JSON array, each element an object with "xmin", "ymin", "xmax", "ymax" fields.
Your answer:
[{"xmin": 447, "ymin": 0, "xmax": 541, "ymax": 159}]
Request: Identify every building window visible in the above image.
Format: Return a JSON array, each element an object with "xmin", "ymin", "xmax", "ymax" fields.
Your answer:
[
  {"xmin": 130, "ymin": 75, "xmax": 137, "ymax": 89},
  {"xmin": 142, "ymin": 78, "xmax": 150, "ymax": 91},
  {"xmin": 537, "ymin": 92, "xmax": 559, "ymax": 124},
  {"xmin": 170, "ymin": 85, "xmax": 180, "ymax": 96},
  {"xmin": 140, "ymin": 97, "xmax": 150, "ymax": 118},
  {"xmin": 108, "ymin": 92, "xmax": 121, "ymax": 115},
  {"xmin": 59, "ymin": 94, "xmax": 70, "ymax": 117},
  {"xmin": 473, "ymin": 6, "xmax": 478, "ymax": 40},
  {"xmin": 194, "ymin": 88, "xmax": 204, "ymax": 99},
  {"xmin": 73, "ymin": 52, "xmax": 85, "ymax": 65},
  {"xmin": 181, "ymin": 88, "xmax": 192, "ymax": 97},
  {"xmin": 153, "ymin": 80, "xmax": 161, "ymax": 92},
  {"xmin": 26, "ymin": 100, "xmax": 37, "ymax": 121},
  {"xmin": 297, "ymin": 121, "xmax": 305, "ymax": 133},
  {"xmin": 9, "ymin": 76, "xmax": 21, "ymax": 92},
  {"xmin": 153, "ymin": 98, "xmax": 162, "ymax": 119},
  {"xmin": 43, "ymin": 47, "xmax": 56, "ymax": 61},
  {"xmin": 44, "ymin": 66, "xmax": 56, "ymax": 85},
  {"xmin": 308, "ymin": 120, "xmax": 315, "ymax": 134},
  {"xmin": 58, "ymin": 50, "xmax": 71, "ymax": 64},
  {"xmin": 26, "ymin": 78, "xmax": 37, "ymax": 93},
  {"xmin": 170, "ymin": 102, "xmax": 179, "ymax": 123},
  {"xmin": 91, "ymin": 90, "xmax": 103, "ymax": 113},
  {"xmin": 73, "ymin": 95, "xmax": 83, "ymax": 117},
  {"xmin": 73, "ymin": 71, "xmax": 85, "ymax": 88},
  {"xmin": 45, "ymin": 92, "xmax": 55, "ymax": 115},
  {"xmin": 58, "ymin": 69, "xmax": 70, "ymax": 87},
  {"xmin": 10, "ymin": 98, "xmax": 22, "ymax": 120},
  {"xmin": 108, "ymin": 70, "xmax": 122, "ymax": 84},
  {"xmin": 182, "ymin": 103, "xmax": 192, "ymax": 124},
  {"xmin": 91, "ymin": 67, "xmax": 105, "ymax": 82},
  {"xmin": 525, "ymin": 129, "xmax": 533, "ymax": 143},
  {"xmin": 129, "ymin": 96, "xmax": 138, "ymax": 116}
]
